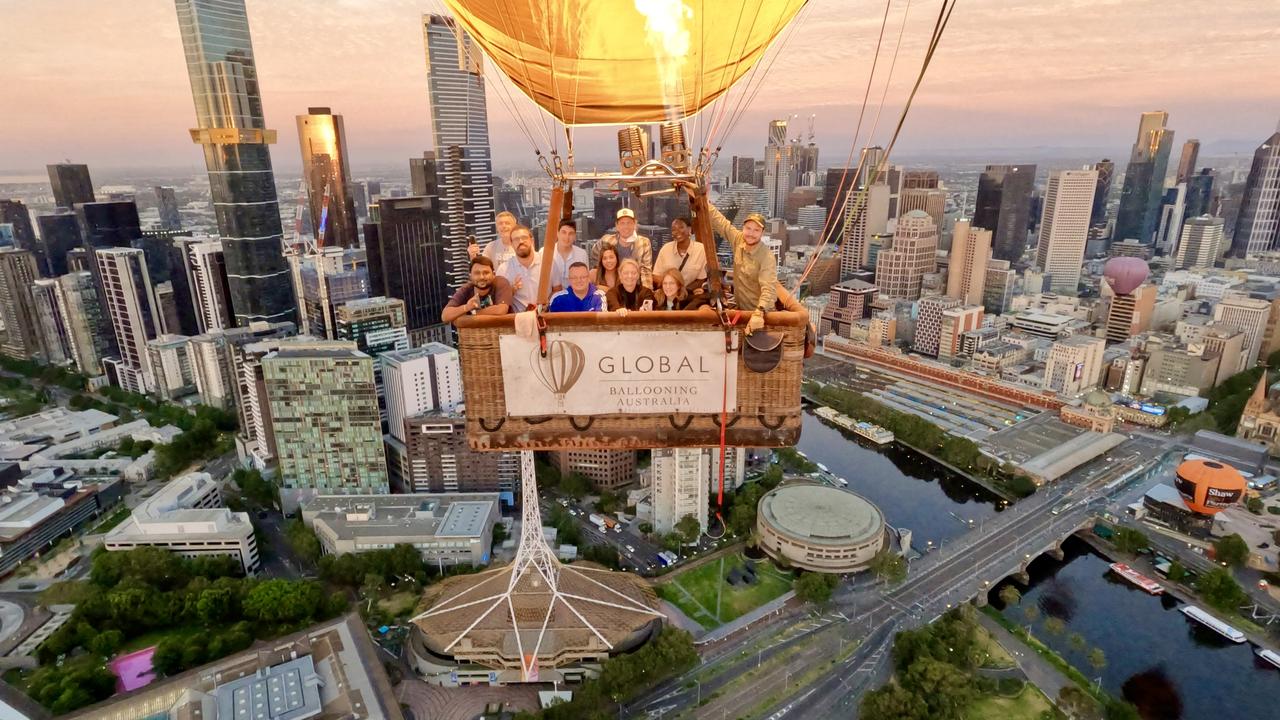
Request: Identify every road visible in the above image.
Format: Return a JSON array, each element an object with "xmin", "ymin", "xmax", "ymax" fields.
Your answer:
[{"xmin": 627, "ymin": 430, "xmax": 1180, "ymax": 719}]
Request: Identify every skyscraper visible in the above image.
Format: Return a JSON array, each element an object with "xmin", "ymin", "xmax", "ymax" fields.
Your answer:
[
  {"xmin": 50, "ymin": 272, "xmax": 109, "ymax": 375},
  {"xmin": 898, "ymin": 187, "xmax": 946, "ymax": 234},
  {"xmin": 154, "ymin": 186, "xmax": 182, "ymax": 231},
  {"xmin": 763, "ymin": 120, "xmax": 794, "ymax": 218},
  {"xmin": 1176, "ymin": 139, "xmax": 1200, "ymax": 184},
  {"xmin": 731, "ymin": 156, "xmax": 756, "ymax": 186},
  {"xmin": 1213, "ymin": 296, "xmax": 1271, "ymax": 370},
  {"xmin": 35, "ymin": 213, "xmax": 81, "ymax": 277},
  {"xmin": 30, "ymin": 280, "xmax": 73, "ymax": 366},
  {"xmin": 46, "ymin": 163, "xmax": 95, "ymax": 209},
  {"xmin": 652, "ymin": 448, "xmax": 710, "ymax": 535},
  {"xmin": 335, "ymin": 296, "xmax": 409, "ymax": 357},
  {"xmin": 1183, "ymin": 168, "xmax": 1217, "ymax": 220},
  {"xmin": 1114, "ymin": 111, "xmax": 1175, "ymax": 245},
  {"xmin": 946, "ymin": 220, "xmax": 992, "ymax": 306},
  {"xmin": 1154, "ymin": 184, "xmax": 1187, "ymax": 255},
  {"xmin": 410, "ymin": 151, "xmax": 437, "ymax": 197},
  {"xmin": 263, "ymin": 343, "xmax": 388, "ymax": 512},
  {"xmin": 371, "ymin": 196, "xmax": 451, "ymax": 345},
  {"xmin": 96, "ymin": 247, "xmax": 162, "ymax": 393},
  {"xmin": 423, "ymin": 14, "xmax": 497, "ymax": 284},
  {"xmin": 875, "ymin": 210, "xmax": 938, "ymax": 300},
  {"xmin": 0, "ymin": 200, "xmax": 36, "ymax": 253},
  {"xmin": 297, "ymin": 107, "xmax": 358, "ymax": 249},
  {"xmin": 0, "ymin": 249, "xmax": 44, "ymax": 360},
  {"xmin": 1089, "ymin": 159, "xmax": 1115, "ymax": 229},
  {"xmin": 838, "ymin": 183, "xmax": 890, "ymax": 279},
  {"xmin": 973, "ymin": 164, "xmax": 1037, "ymax": 262},
  {"xmin": 1175, "ymin": 215, "xmax": 1225, "ymax": 269},
  {"xmin": 1228, "ymin": 128, "xmax": 1280, "ymax": 257},
  {"xmin": 382, "ymin": 344, "xmax": 463, "ymax": 444},
  {"xmin": 1034, "ymin": 169, "xmax": 1098, "ymax": 294},
  {"xmin": 175, "ymin": 0, "xmax": 295, "ymax": 325},
  {"xmin": 77, "ymin": 200, "xmax": 141, "ymax": 248}
]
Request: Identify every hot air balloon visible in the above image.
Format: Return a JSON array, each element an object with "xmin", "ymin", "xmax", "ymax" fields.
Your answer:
[
  {"xmin": 1102, "ymin": 256, "xmax": 1150, "ymax": 296},
  {"xmin": 531, "ymin": 339, "xmax": 586, "ymax": 408},
  {"xmin": 441, "ymin": 0, "xmax": 807, "ymax": 127}
]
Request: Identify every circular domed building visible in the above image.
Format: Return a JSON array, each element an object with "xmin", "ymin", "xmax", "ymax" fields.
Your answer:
[
  {"xmin": 1173, "ymin": 458, "xmax": 1246, "ymax": 515},
  {"xmin": 756, "ymin": 483, "xmax": 886, "ymax": 573}
]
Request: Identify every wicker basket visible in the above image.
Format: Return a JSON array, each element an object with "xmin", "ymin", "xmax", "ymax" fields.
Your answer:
[{"xmin": 455, "ymin": 310, "xmax": 806, "ymax": 451}]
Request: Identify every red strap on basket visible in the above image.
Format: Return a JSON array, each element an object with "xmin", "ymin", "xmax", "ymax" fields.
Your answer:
[{"xmin": 717, "ymin": 311, "xmax": 740, "ymax": 508}]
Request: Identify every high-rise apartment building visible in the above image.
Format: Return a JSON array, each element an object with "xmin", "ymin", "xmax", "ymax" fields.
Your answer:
[
  {"xmin": 180, "ymin": 238, "xmax": 234, "ymax": 333},
  {"xmin": 875, "ymin": 210, "xmax": 937, "ymax": 300},
  {"xmin": 652, "ymin": 448, "xmax": 710, "ymax": 536},
  {"xmin": 382, "ymin": 344, "xmax": 463, "ymax": 444},
  {"xmin": 1176, "ymin": 139, "xmax": 1200, "ymax": 184},
  {"xmin": 423, "ymin": 14, "xmax": 497, "ymax": 286},
  {"xmin": 1034, "ymin": 169, "xmax": 1098, "ymax": 294},
  {"xmin": 1104, "ymin": 283, "xmax": 1157, "ymax": 344},
  {"xmin": 397, "ymin": 414, "xmax": 519, "ymax": 496},
  {"xmin": 973, "ymin": 164, "xmax": 1037, "ymax": 262},
  {"xmin": 370, "ymin": 196, "xmax": 451, "ymax": 345},
  {"xmin": 295, "ymin": 247, "xmax": 369, "ymax": 339},
  {"xmin": 818, "ymin": 280, "xmax": 877, "ymax": 338},
  {"xmin": 49, "ymin": 271, "xmax": 108, "ymax": 375},
  {"xmin": 264, "ymin": 343, "xmax": 388, "ymax": 512},
  {"xmin": 96, "ymin": 247, "xmax": 162, "ymax": 393},
  {"xmin": 1043, "ymin": 335, "xmax": 1105, "ymax": 397},
  {"xmin": 187, "ymin": 332, "xmax": 236, "ymax": 410},
  {"xmin": 550, "ymin": 450, "xmax": 636, "ymax": 491},
  {"xmin": 763, "ymin": 120, "xmax": 795, "ymax": 219},
  {"xmin": 1114, "ymin": 111, "xmax": 1175, "ymax": 245},
  {"xmin": 175, "ymin": 0, "xmax": 295, "ymax": 325},
  {"xmin": 838, "ymin": 183, "xmax": 890, "ymax": 279},
  {"xmin": 946, "ymin": 220, "xmax": 992, "ymax": 306},
  {"xmin": 46, "ymin": 163, "xmax": 95, "ymax": 209},
  {"xmin": 227, "ymin": 323, "xmax": 298, "ymax": 467},
  {"xmin": 1176, "ymin": 215, "xmax": 1226, "ymax": 269},
  {"xmin": 30, "ymin": 280, "xmax": 72, "ymax": 366},
  {"xmin": 1228, "ymin": 129, "xmax": 1280, "ymax": 257},
  {"xmin": 982, "ymin": 258, "xmax": 1017, "ymax": 315},
  {"xmin": 147, "ymin": 334, "xmax": 196, "ymax": 400},
  {"xmin": 297, "ymin": 107, "xmax": 359, "ymax": 249},
  {"xmin": 911, "ymin": 295, "xmax": 961, "ymax": 357},
  {"xmin": 937, "ymin": 305, "xmax": 985, "ymax": 362},
  {"xmin": 154, "ymin": 186, "xmax": 182, "ymax": 230},
  {"xmin": 0, "ymin": 249, "xmax": 44, "ymax": 360},
  {"xmin": 335, "ymin": 297, "xmax": 409, "ymax": 356},
  {"xmin": 1213, "ymin": 296, "xmax": 1272, "ymax": 370},
  {"xmin": 1183, "ymin": 168, "xmax": 1217, "ymax": 220}
]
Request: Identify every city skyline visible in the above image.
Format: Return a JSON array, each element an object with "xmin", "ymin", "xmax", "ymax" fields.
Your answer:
[{"xmin": 1, "ymin": 0, "xmax": 1277, "ymax": 174}]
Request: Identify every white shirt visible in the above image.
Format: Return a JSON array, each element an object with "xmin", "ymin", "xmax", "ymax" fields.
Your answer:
[
  {"xmin": 653, "ymin": 238, "xmax": 708, "ymax": 288},
  {"xmin": 499, "ymin": 253, "xmax": 543, "ymax": 310},
  {"xmin": 549, "ymin": 245, "xmax": 589, "ymax": 290},
  {"xmin": 483, "ymin": 237, "xmax": 517, "ymax": 267}
]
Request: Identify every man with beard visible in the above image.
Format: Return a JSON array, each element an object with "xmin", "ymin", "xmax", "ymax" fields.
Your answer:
[
  {"xmin": 590, "ymin": 208, "xmax": 654, "ymax": 288},
  {"xmin": 442, "ymin": 255, "xmax": 514, "ymax": 324},
  {"xmin": 497, "ymin": 225, "xmax": 542, "ymax": 311}
]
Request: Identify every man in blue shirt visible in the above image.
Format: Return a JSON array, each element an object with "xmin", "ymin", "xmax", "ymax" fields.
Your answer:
[{"xmin": 547, "ymin": 262, "xmax": 606, "ymax": 312}]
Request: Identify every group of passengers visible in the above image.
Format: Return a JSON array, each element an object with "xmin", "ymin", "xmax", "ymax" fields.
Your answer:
[{"xmin": 441, "ymin": 187, "xmax": 779, "ymax": 335}]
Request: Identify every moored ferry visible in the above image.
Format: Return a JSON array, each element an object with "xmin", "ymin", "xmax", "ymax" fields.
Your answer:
[
  {"xmin": 1108, "ymin": 562, "xmax": 1164, "ymax": 595},
  {"xmin": 813, "ymin": 407, "xmax": 894, "ymax": 444},
  {"xmin": 1256, "ymin": 647, "xmax": 1280, "ymax": 670},
  {"xmin": 1180, "ymin": 605, "xmax": 1246, "ymax": 643}
]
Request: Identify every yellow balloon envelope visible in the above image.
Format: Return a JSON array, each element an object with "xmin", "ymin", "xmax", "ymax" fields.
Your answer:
[{"xmin": 442, "ymin": 0, "xmax": 808, "ymax": 126}]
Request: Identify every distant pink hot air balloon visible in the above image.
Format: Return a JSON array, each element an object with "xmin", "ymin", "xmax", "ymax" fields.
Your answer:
[{"xmin": 1102, "ymin": 257, "xmax": 1150, "ymax": 295}]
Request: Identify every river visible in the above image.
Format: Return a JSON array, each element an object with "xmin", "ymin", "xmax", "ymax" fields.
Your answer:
[
  {"xmin": 796, "ymin": 410, "xmax": 1004, "ymax": 545},
  {"xmin": 993, "ymin": 537, "xmax": 1280, "ymax": 719}
]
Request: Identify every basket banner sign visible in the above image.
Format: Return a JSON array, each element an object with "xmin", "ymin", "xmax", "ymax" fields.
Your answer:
[{"xmin": 499, "ymin": 330, "xmax": 738, "ymax": 416}]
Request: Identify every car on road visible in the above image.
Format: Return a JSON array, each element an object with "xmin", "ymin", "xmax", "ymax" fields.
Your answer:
[{"xmin": 625, "ymin": 544, "xmax": 635, "ymax": 553}]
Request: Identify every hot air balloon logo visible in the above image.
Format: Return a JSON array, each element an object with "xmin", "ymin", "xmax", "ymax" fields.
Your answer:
[{"xmin": 530, "ymin": 339, "xmax": 586, "ymax": 409}]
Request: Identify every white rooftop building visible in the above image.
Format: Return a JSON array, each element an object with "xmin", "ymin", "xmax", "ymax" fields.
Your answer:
[{"xmin": 104, "ymin": 472, "xmax": 259, "ymax": 574}]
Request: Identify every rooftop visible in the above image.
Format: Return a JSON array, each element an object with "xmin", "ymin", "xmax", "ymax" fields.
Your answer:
[
  {"xmin": 0, "ymin": 407, "xmax": 117, "ymax": 444},
  {"xmin": 759, "ymin": 483, "xmax": 884, "ymax": 546},
  {"xmin": 380, "ymin": 343, "xmax": 456, "ymax": 364},
  {"xmin": 301, "ymin": 493, "xmax": 499, "ymax": 541}
]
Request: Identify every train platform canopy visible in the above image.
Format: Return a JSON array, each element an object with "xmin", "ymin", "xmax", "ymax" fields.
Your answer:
[
  {"xmin": 1019, "ymin": 430, "xmax": 1127, "ymax": 485},
  {"xmin": 1189, "ymin": 430, "xmax": 1269, "ymax": 476}
]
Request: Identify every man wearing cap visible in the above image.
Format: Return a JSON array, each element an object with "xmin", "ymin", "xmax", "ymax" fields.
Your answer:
[
  {"xmin": 678, "ymin": 185, "xmax": 776, "ymax": 334},
  {"xmin": 590, "ymin": 208, "xmax": 654, "ymax": 288}
]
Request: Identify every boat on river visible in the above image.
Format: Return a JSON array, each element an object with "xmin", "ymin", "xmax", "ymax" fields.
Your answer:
[
  {"xmin": 813, "ymin": 406, "xmax": 895, "ymax": 444},
  {"xmin": 1257, "ymin": 647, "xmax": 1280, "ymax": 670},
  {"xmin": 1108, "ymin": 562, "xmax": 1164, "ymax": 595},
  {"xmin": 1180, "ymin": 605, "xmax": 1246, "ymax": 643}
]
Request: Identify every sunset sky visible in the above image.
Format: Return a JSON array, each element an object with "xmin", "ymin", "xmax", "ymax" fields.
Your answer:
[{"xmin": 0, "ymin": 0, "xmax": 1276, "ymax": 173}]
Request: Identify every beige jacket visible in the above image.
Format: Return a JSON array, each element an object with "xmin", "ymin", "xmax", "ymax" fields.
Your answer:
[
  {"xmin": 589, "ymin": 233, "xmax": 654, "ymax": 288},
  {"xmin": 706, "ymin": 202, "xmax": 777, "ymax": 312}
]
